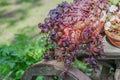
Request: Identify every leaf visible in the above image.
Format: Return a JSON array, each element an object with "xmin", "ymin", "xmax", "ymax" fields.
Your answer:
[
  {"xmin": 73, "ymin": 59, "xmax": 87, "ymax": 71},
  {"xmin": 8, "ymin": 63, "xmax": 15, "ymax": 69},
  {"xmin": 36, "ymin": 76, "xmax": 44, "ymax": 80},
  {"xmin": 86, "ymin": 72, "xmax": 92, "ymax": 77},
  {"xmin": 86, "ymin": 69, "xmax": 93, "ymax": 73},
  {"xmin": 0, "ymin": 58, "xmax": 5, "ymax": 63},
  {"xmin": 78, "ymin": 62, "xmax": 87, "ymax": 71},
  {"xmin": 15, "ymin": 70, "xmax": 24, "ymax": 79},
  {"xmin": 1, "ymin": 65, "xmax": 10, "ymax": 75}
]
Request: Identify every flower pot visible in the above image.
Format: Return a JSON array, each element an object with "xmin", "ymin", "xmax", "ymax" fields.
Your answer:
[{"xmin": 104, "ymin": 30, "xmax": 120, "ymax": 48}]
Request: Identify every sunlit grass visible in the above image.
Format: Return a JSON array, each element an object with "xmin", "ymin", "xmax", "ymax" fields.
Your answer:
[
  {"xmin": 0, "ymin": 0, "xmax": 73, "ymax": 45},
  {"xmin": 0, "ymin": 0, "xmax": 73, "ymax": 79}
]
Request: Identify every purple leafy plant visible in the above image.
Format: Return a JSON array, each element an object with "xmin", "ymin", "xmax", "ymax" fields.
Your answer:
[{"xmin": 38, "ymin": 0, "xmax": 109, "ymax": 72}]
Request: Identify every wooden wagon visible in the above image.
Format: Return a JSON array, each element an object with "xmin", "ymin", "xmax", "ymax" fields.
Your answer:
[{"xmin": 21, "ymin": 36, "xmax": 120, "ymax": 80}]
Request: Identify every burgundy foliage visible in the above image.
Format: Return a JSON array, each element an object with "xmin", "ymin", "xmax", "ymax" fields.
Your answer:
[{"xmin": 38, "ymin": 0, "xmax": 109, "ymax": 72}]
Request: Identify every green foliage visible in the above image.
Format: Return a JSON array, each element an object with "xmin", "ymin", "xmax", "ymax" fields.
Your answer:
[
  {"xmin": 0, "ymin": 33, "xmax": 91, "ymax": 80},
  {"xmin": 72, "ymin": 59, "xmax": 93, "ymax": 76},
  {"xmin": 0, "ymin": 0, "xmax": 10, "ymax": 6},
  {"xmin": 110, "ymin": 0, "xmax": 120, "ymax": 5},
  {"xmin": 0, "ymin": 34, "xmax": 47, "ymax": 80},
  {"xmin": 36, "ymin": 76, "xmax": 44, "ymax": 80}
]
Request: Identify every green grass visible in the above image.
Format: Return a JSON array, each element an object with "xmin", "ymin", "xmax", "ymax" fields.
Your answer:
[{"xmin": 0, "ymin": 0, "xmax": 73, "ymax": 45}]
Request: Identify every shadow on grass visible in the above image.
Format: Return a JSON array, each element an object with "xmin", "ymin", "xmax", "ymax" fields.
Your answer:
[
  {"xmin": 16, "ymin": 0, "xmax": 41, "ymax": 5},
  {"xmin": 0, "ymin": 0, "xmax": 11, "ymax": 6},
  {"xmin": 0, "ymin": 9, "xmax": 28, "ymax": 26},
  {"xmin": 0, "ymin": 0, "xmax": 42, "ymax": 27},
  {"xmin": 0, "ymin": 0, "xmax": 42, "ymax": 6}
]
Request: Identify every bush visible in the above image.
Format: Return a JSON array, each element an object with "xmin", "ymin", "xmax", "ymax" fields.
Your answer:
[{"xmin": 0, "ymin": 34, "xmax": 47, "ymax": 80}]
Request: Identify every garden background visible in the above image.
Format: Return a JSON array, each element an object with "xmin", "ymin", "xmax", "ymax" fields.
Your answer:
[{"xmin": 0, "ymin": 0, "xmax": 72, "ymax": 80}]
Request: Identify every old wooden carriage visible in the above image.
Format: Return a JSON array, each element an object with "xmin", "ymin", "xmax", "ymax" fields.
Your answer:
[{"xmin": 22, "ymin": 36, "xmax": 120, "ymax": 80}]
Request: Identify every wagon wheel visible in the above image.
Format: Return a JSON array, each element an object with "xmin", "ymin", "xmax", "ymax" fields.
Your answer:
[{"xmin": 21, "ymin": 60, "xmax": 91, "ymax": 80}]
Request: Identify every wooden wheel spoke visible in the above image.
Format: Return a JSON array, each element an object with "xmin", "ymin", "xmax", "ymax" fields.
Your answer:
[{"xmin": 22, "ymin": 60, "xmax": 91, "ymax": 80}]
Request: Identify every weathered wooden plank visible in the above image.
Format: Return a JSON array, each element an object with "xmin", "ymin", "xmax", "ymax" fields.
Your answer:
[
  {"xmin": 103, "ymin": 36, "xmax": 120, "ymax": 55},
  {"xmin": 78, "ymin": 36, "xmax": 120, "ymax": 59},
  {"xmin": 115, "ymin": 69, "xmax": 120, "ymax": 80},
  {"xmin": 99, "ymin": 36, "xmax": 120, "ymax": 59},
  {"xmin": 100, "ymin": 66, "xmax": 110, "ymax": 80},
  {"xmin": 114, "ymin": 60, "xmax": 120, "ymax": 80}
]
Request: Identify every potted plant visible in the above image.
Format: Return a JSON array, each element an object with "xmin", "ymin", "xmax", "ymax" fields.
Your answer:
[
  {"xmin": 104, "ymin": 1, "xmax": 120, "ymax": 48},
  {"xmin": 38, "ymin": 0, "xmax": 109, "ymax": 72}
]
